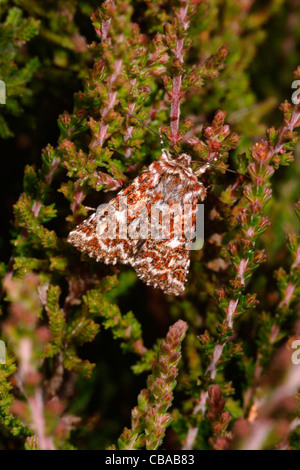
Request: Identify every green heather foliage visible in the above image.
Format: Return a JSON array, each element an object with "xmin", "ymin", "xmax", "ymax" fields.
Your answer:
[
  {"xmin": 0, "ymin": 0, "xmax": 99, "ymax": 138},
  {"xmin": 0, "ymin": 0, "xmax": 300, "ymax": 450},
  {"xmin": 0, "ymin": 4, "xmax": 39, "ymax": 137}
]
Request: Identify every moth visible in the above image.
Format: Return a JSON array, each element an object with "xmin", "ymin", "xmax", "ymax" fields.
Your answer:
[{"xmin": 68, "ymin": 137, "xmax": 214, "ymax": 296}]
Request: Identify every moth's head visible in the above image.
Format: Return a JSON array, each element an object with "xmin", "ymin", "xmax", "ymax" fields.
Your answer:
[
  {"xmin": 177, "ymin": 153, "xmax": 192, "ymax": 167},
  {"xmin": 162, "ymin": 149, "xmax": 192, "ymax": 168}
]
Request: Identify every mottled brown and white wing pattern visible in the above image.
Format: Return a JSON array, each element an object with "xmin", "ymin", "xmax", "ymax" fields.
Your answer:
[
  {"xmin": 68, "ymin": 153, "xmax": 207, "ymax": 296},
  {"xmin": 68, "ymin": 170, "xmax": 157, "ymax": 264}
]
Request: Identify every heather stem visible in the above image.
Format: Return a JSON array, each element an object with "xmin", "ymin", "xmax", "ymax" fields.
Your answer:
[
  {"xmin": 272, "ymin": 104, "xmax": 300, "ymax": 156},
  {"xmin": 18, "ymin": 337, "xmax": 55, "ymax": 450},
  {"xmin": 28, "ymin": 392, "xmax": 55, "ymax": 450},
  {"xmin": 170, "ymin": 74, "xmax": 183, "ymax": 146},
  {"xmin": 169, "ymin": 3, "xmax": 189, "ymax": 147},
  {"xmin": 93, "ymin": 59, "xmax": 122, "ymax": 148},
  {"xmin": 183, "ymin": 99, "xmax": 300, "ymax": 451}
]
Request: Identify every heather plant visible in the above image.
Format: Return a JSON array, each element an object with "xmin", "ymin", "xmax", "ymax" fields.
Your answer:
[
  {"xmin": 0, "ymin": 0, "xmax": 97, "ymax": 263},
  {"xmin": 0, "ymin": 0, "xmax": 96, "ymax": 138},
  {"xmin": 1, "ymin": 0, "xmax": 300, "ymax": 451},
  {"xmin": 0, "ymin": 4, "xmax": 39, "ymax": 138}
]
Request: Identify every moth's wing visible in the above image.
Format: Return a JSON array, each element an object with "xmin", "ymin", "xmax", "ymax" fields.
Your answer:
[
  {"xmin": 67, "ymin": 170, "xmax": 157, "ymax": 265},
  {"xmin": 68, "ymin": 160, "xmax": 201, "ymax": 295},
  {"xmin": 131, "ymin": 238, "xmax": 191, "ymax": 296},
  {"xmin": 130, "ymin": 198, "xmax": 198, "ymax": 296}
]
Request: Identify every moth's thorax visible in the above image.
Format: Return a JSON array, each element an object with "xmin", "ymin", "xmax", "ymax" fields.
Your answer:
[
  {"xmin": 157, "ymin": 151, "xmax": 194, "ymax": 180},
  {"xmin": 148, "ymin": 151, "xmax": 206, "ymax": 204}
]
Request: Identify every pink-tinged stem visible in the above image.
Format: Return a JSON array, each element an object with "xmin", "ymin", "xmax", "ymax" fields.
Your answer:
[
  {"xmin": 206, "ymin": 343, "xmax": 225, "ymax": 380},
  {"xmin": 182, "ymin": 390, "xmax": 208, "ymax": 450},
  {"xmin": 279, "ymin": 283, "xmax": 295, "ymax": 308},
  {"xmin": 226, "ymin": 298, "xmax": 239, "ymax": 329},
  {"xmin": 170, "ymin": 4, "xmax": 188, "ymax": 147},
  {"xmin": 292, "ymin": 246, "xmax": 300, "ymax": 269},
  {"xmin": 18, "ymin": 338, "xmax": 55, "ymax": 450},
  {"xmin": 183, "ymin": 291, "xmax": 240, "ymax": 450},
  {"xmin": 241, "ymin": 421, "xmax": 272, "ymax": 451},
  {"xmin": 71, "ymin": 181, "xmax": 84, "ymax": 213},
  {"xmin": 170, "ymin": 74, "xmax": 183, "ymax": 146},
  {"xmin": 32, "ymin": 201, "xmax": 42, "ymax": 218},
  {"xmin": 45, "ymin": 157, "xmax": 60, "ymax": 185},
  {"xmin": 124, "ymin": 100, "xmax": 136, "ymax": 158},
  {"xmin": 100, "ymin": 19, "xmax": 111, "ymax": 41},
  {"xmin": 28, "ymin": 392, "xmax": 55, "ymax": 450},
  {"xmin": 91, "ymin": 58, "xmax": 122, "ymax": 149},
  {"xmin": 271, "ymin": 104, "xmax": 300, "ymax": 156},
  {"xmin": 241, "ymin": 363, "xmax": 300, "ymax": 450}
]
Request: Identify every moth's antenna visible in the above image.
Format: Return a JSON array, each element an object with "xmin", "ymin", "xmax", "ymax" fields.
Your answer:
[
  {"xmin": 158, "ymin": 128, "xmax": 167, "ymax": 152},
  {"xmin": 126, "ymin": 112, "xmax": 162, "ymax": 141},
  {"xmin": 209, "ymin": 165, "xmax": 249, "ymax": 178},
  {"xmin": 126, "ymin": 112, "xmax": 178, "ymax": 156},
  {"xmin": 126, "ymin": 112, "xmax": 249, "ymax": 178},
  {"xmin": 193, "ymin": 160, "xmax": 250, "ymax": 180}
]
